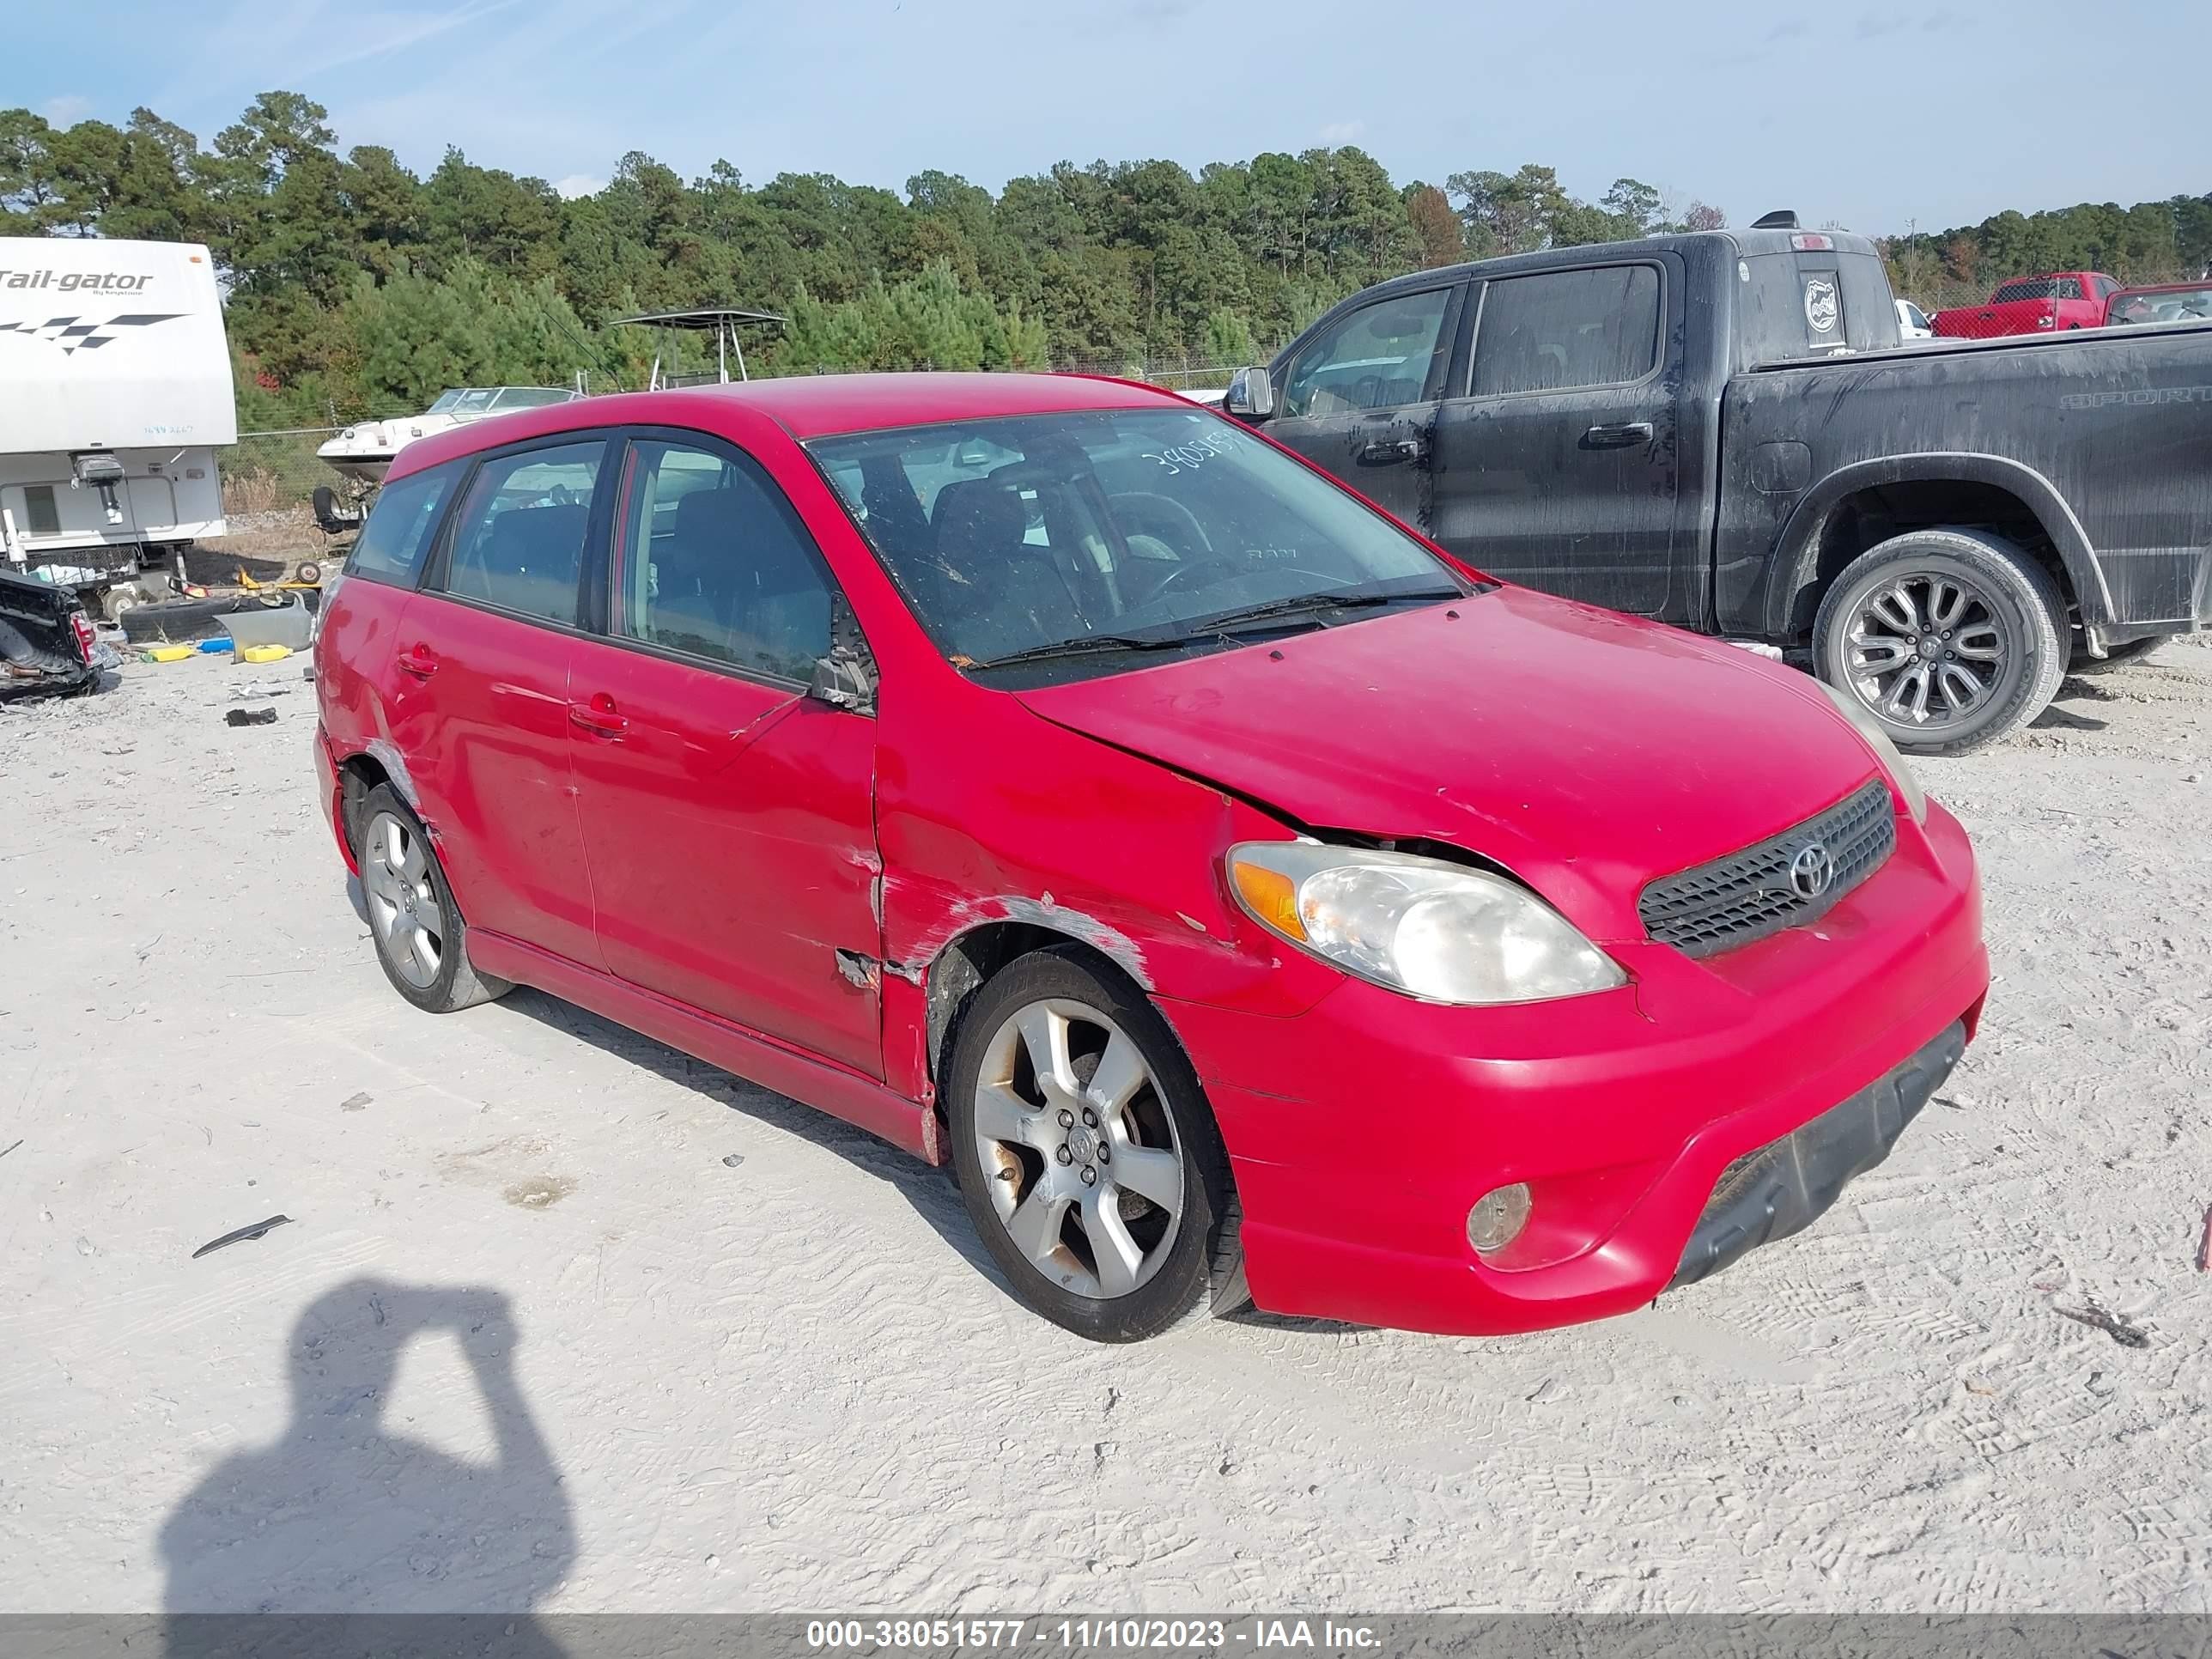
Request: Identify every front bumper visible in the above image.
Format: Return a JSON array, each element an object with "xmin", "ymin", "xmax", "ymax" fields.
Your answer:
[
  {"xmin": 1161, "ymin": 799, "xmax": 1988, "ymax": 1337},
  {"xmin": 1671, "ymin": 1019, "xmax": 1963, "ymax": 1289}
]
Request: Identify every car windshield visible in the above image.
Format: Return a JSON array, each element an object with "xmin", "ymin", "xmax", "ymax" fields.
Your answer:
[
  {"xmin": 2107, "ymin": 287, "xmax": 2212, "ymax": 325},
  {"xmin": 808, "ymin": 407, "xmax": 1468, "ymax": 677}
]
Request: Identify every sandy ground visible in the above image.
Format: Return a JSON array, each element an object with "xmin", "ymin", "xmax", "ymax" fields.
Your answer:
[{"xmin": 0, "ymin": 638, "xmax": 2207, "ymax": 1617}]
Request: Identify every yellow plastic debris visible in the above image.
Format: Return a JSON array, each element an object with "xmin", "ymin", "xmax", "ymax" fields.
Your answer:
[
  {"xmin": 238, "ymin": 644, "xmax": 292, "ymax": 664},
  {"xmin": 144, "ymin": 644, "xmax": 195, "ymax": 663}
]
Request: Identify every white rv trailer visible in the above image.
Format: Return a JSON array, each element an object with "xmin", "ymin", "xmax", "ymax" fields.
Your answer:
[{"xmin": 0, "ymin": 238, "xmax": 235, "ymax": 614}]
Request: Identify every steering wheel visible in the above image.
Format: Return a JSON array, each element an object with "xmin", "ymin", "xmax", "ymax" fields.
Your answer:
[{"xmin": 1109, "ymin": 491, "xmax": 1213, "ymax": 558}]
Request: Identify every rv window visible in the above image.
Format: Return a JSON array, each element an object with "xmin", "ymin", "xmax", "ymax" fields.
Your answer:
[
  {"xmin": 21, "ymin": 484, "xmax": 61, "ymax": 537},
  {"xmin": 349, "ymin": 462, "xmax": 461, "ymax": 588}
]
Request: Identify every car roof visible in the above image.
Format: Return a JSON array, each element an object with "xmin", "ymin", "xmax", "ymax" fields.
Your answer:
[
  {"xmin": 385, "ymin": 371, "xmax": 1183, "ymax": 480},
  {"xmin": 2112, "ymin": 280, "xmax": 2212, "ymax": 295}
]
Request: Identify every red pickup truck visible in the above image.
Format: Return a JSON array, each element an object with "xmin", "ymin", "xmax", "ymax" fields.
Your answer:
[{"xmin": 1933, "ymin": 271, "xmax": 2121, "ymax": 338}]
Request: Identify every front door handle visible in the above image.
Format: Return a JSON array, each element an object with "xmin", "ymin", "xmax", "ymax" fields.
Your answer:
[
  {"xmin": 568, "ymin": 692, "xmax": 628, "ymax": 738},
  {"xmin": 1356, "ymin": 438, "xmax": 1424, "ymax": 466},
  {"xmin": 1583, "ymin": 422, "xmax": 1654, "ymax": 449},
  {"xmin": 395, "ymin": 643, "xmax": 439, "ymax": 679}
]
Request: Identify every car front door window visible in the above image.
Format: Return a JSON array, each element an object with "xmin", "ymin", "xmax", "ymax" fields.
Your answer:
[{"xmin": 614, "ymin": 439, "xmax": 836, "ymax": 683}]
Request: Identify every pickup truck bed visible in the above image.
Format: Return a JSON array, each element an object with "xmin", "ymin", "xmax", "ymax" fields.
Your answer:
[{"xmin": 0, "ymin": 567, "xmax": 98, "ymax": 700}]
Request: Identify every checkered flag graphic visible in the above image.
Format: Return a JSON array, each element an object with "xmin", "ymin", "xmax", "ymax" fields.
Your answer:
[{"xmin": 0, "ymin": 313, "xmax": 184, "ymax": 355}]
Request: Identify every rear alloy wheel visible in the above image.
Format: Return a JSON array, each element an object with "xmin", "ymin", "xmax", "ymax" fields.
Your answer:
[
  {"xmin": 356, "ymin": 783, "xmax": 509, "ymax": 1013},
  {"xmin": 948, "ymin": 949, "xmax": 1231, "ymax": 1342},
  {"xmin": 1814, "ymin": 528, "xmax": 2067, "ymax": 756}
]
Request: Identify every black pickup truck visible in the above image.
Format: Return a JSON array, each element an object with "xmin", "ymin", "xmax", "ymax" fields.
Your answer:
[
  {"xmin": 1224, "ymin": 216, "xmax": 2212, "ymax": 751},
  {"xmin": 0, "ymin": 565, "xmax": 99, "ymax": 700}
]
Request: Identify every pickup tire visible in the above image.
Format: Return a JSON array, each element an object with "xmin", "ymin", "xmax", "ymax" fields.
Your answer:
[{"xmin": 1813, "ymin": 528, "xmax": 2067, "ymax": 756}]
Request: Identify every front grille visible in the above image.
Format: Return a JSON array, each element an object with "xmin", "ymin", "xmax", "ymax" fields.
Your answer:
[{"xmin": 1638, "ymin": 781, "xmax": 1895, "ymax": 958}]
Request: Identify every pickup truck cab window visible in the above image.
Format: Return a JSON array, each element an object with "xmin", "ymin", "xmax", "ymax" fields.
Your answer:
[
  {"xmin": 611, "ymin": 435, "xmax": 836, "ymax": 683},
  {"xmin": 440, "ymin": 440, "xmax": 606, "ymax": 626},
  {"xmin": 1468, "ymin": 265, "xmax": 1661, "ymax": 396},
  {"xmin": 1279, "ymin": 288, "xmax": 1453, "ymax": 418}
]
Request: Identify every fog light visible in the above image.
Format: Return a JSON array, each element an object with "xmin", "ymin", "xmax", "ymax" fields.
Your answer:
[{"xmin": 1466, "ymin": 1183, "xmax": 1532, "ymax": 1255}]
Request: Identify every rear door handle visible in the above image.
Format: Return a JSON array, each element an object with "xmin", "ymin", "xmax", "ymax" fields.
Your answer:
[
  {"xmin": 1356, "ymin": 438, "xmax": 1424, "ymax": 466},
  {"xmin": 395, "ymin": 644, "xmax": 439, "ymax": 679},
  {"xmin": 1583, "ymin": 422, "xmax": 1654, "ymax": 449},
  {"xmin": 568, "ymin": 691, "xmax": 627, "ymax": 738}
]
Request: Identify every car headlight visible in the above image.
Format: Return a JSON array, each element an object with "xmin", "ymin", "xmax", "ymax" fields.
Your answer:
[
  {"xmin": 1227, "ymin": 842, "xmax": 1626, "ymax": 1005},
  {"xmin": 1819, "ymin": 680, "xmax": 1929, "ymax": 823}
]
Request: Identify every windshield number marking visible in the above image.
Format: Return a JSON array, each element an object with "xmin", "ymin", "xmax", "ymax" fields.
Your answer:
[{"xmin": 1141, "ymin": 430, "xmax": 1241, "ymax": 477}]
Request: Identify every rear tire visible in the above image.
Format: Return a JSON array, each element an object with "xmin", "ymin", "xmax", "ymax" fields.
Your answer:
[
  {"xmin": 356, "ymin": 784, "xmax": 510, "ymax": 1014},
  {"xmin": 947, "ymin": 947, "xmax": 1233, "ymax": 1343},
  {"xmin": 1813, "ymin": 528, "xmax": 2068, "ymax": 756}
]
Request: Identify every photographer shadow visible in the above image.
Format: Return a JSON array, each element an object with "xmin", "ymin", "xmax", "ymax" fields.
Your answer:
[{"xmin": 160, "ymin": 1279, "xmax": 573, "ymax": 1657}]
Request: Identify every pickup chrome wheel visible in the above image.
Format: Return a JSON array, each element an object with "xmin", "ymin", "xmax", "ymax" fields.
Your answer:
[
  {"xmin": 353, "ymin": 782, "xmax": 510, "ymax": 1014},
  {"xmin": 1842, "ymin": 572, "xmax": 2004, "ymax": 728},
  {"xmin": 1814, "ymin": 528, "xmax": 2067, "ymax": 757},
  {"xmin": 947, "ymin": 948, "xmax": 1234, "ymax": 1342}
]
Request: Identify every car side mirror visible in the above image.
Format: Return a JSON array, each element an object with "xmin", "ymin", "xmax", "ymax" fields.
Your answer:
[
  {"xmin": 1224, "ymin": 365, "xmax": 1274, "ymax": 421},
  {"xmin": 808, "ymin": 652, "xmax": 869, "ymax": 711}
]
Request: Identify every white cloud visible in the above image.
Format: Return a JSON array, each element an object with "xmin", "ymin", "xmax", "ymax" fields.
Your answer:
[
  {"xmin": 1318, "ymin": 119, "xmax": 1365, "ymax": 145},
  {"xmin": 554, "ymin": 173, "xmax": 605, "ymax": 199},
  {"xmin": 41, "ymin": 95, "xmax": 92, "ymax": 126}
]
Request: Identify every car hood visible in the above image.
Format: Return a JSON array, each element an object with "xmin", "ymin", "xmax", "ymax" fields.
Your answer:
[{"xmin": 1014, "ymin": 586, "xmax": 1882, "ymax": 942}]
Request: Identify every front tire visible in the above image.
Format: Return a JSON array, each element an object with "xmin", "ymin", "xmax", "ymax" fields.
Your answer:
[
  {"xmin": 1814, "ymin": 528, "xmax": 2067, "ymax": 756},
  {"xmin": 356, "ymin": 784, "xmax": 510, "ymax": 1013},
  {"xmin": 947, "ymin": 947, "xmax": 1233, "ymax": 1343}
]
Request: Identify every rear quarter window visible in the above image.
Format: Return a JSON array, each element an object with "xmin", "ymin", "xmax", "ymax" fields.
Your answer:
[{"xmin": 347, "ymin": 462, "xmax": 461, "ymax": 586}]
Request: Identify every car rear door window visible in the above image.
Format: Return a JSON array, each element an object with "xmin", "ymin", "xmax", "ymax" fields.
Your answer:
[
  {"xmin": 1470, "ymin": 265, "xmax": 1662, "ymax": 397},
  {"xmin": 611, "ymin": 437, "xmax": 835, "ymax": 682},
  {"xmin": 1279, "ymin": 288, "xmax": 1454, "ymax": 418},
  {"xmin": 347, "ymin": 461, "xmax": 460, "ymax": 586},
  {"xmin": 441, "ymin": 441, "xmax": 605, "ymax": 625}
]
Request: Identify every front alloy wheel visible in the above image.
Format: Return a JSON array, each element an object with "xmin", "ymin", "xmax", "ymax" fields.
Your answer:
[
  {"xmin": 971, "ymin": 998, "xmax": 1186, "ymax": 1299},
  {"xmin": 948, "ymin": 947, "xmax": 1232, "ymax": 1341}
]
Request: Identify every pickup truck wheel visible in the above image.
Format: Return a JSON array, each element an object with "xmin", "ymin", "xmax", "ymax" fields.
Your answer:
[
  {"xmin": 1814, "ymin": 528, "xmax": 2066, "ymax": 756},
  {"xmin": 356, "ymin": 784, "xmax": 511, "ymax": 1014}
]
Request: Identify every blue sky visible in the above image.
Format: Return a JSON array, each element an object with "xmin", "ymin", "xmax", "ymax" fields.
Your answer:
[{"xmin": 3, "ymin": 0, "xmax": 2197, "ymax": 236}]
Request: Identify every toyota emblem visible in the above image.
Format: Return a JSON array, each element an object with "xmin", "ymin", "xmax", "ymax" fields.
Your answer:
[{"xmin": 1789, "ymin": 842, "xmax": 1835, "ymax": 900}]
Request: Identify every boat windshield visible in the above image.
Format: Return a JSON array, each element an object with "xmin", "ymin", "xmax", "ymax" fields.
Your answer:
[{"xmin": 489, "ymin": 388, "xmax": 578, "ymax": 410}]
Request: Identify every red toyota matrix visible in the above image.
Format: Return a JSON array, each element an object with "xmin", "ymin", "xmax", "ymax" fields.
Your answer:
[{"xmin": 313, "ymin": 373, "xmax": 1987, "ymax": 1342}]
